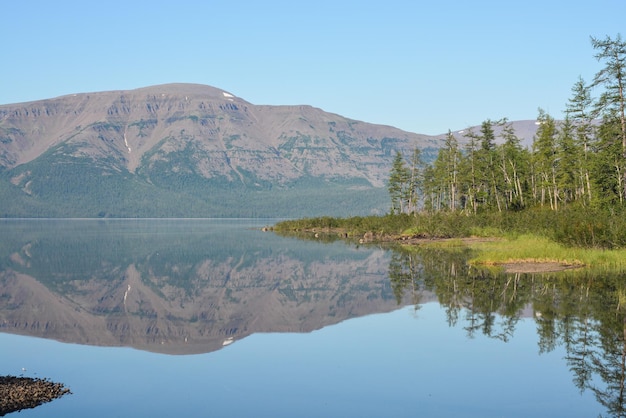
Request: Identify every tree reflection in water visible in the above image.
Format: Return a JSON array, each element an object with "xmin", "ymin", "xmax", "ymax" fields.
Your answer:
[{"xmin": 387, "ymin": 245, "xmax": 626, "ymax": 417}]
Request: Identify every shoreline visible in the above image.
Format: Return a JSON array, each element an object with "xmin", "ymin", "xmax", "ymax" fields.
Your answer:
[
  {"xmin": 0, "ymin": 375, "xmax": 71, "ymax": 415},
  {"xmin": 277, "ymin": 227, "xmax": 585, "ymax": 274}
]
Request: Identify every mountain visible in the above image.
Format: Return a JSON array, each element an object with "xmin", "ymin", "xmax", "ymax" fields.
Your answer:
[
  {"xmin": 0, "ymin": 83, "xmax": 542, "ymax": 218},
  {"xmin": 437, "ymin": 119, "xmax": 541, "ymax": 149},
  {"xmin": 0, "ymin": 83, "xmax": 445, "ymax": 218}
]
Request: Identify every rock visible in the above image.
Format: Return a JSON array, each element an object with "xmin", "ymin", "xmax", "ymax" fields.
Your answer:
[{"xmin": 0, "ymin": 375, "xmax": 71, "ymax": 415}]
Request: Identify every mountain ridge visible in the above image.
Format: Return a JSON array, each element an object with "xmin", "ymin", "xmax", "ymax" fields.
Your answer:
[
  {"xmin": 0, "ymin": 83, "xmax": 437, "ymax": 174},
  {"xmin": 0, "ymin": 83, "xmax": 539, "ymax": 217}
]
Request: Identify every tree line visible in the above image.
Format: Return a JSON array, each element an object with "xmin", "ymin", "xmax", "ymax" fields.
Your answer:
[{"xmin": 389, "ymin": 34, "xmax": 626, "ymax": 214}]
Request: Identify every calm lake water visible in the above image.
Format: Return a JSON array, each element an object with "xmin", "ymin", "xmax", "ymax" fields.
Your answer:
[{"xmin": 0, "ymin": 219, "xmax": 622, "ymax": 417}]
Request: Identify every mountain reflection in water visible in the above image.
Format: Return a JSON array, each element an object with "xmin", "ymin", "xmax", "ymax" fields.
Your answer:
[
  {"xmin": 2, "ymin": 219, "xmax": 626, "ymax": 416},
  {"xmin": 0, "ymin": 219, "xmax": 406, "ymax": 355}
]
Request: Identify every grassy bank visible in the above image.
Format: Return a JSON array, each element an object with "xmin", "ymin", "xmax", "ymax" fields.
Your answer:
[
  {"xmin": 274, "ymin": 207, "xmax": 626, "ymax": 270},
  {"xmin": 275, "ymin": 207, "xmax": 626, "ymax": 247},
  {"xmin": 418, "ymin": 234, "xmax": 626, "ymax": 271}
]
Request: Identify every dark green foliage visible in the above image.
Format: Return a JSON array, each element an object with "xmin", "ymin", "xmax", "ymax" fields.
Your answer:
[
  {"xmin": 277, "ymin": 204, "xmax": 626, "ymax": 249},
  {"xmin": 275, "ymin": 213, "xmax": 415, "ymax": 236},
  {"xmin": 391, "ymin": 34, "xmax": 626, "ymax": 248},
  {"xmin": 591, "ymin": 34, "xmax": 626, "ymax": 201},
  {"xmin": 410, "ymin": 211, "xmax": 474, "ymax": 238},
  {"xmin": 0, "ymin": 147, "xmax": 390, "ymax": 218},
  {"xmin": 550, "ymin": 206, "xmax": 626, "ymax": 249},
  {"xmin": 592, "ymin": 116, "xmax": 624, "ymax": 206},
  {"xmin": 387, "ymin": 151, "xmax": 411, "ymax": 214}
]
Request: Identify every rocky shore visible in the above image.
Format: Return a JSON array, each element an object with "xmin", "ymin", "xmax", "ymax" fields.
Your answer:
[{"xmin": 0, "ymin": 375, "xmax": 71, "ymax": 416}]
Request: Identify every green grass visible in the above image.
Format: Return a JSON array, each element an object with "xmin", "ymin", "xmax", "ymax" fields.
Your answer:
[
  {"xmin": 274, "ymin": 214, "xmax": 411, "ymax": 235},
  {"xmin": 458, "ymin": 234, "xmax": 626, "ymax": 270},
  {"xmin": 276, "ymin": 211, "xmax": 626, "ymax": 272}
]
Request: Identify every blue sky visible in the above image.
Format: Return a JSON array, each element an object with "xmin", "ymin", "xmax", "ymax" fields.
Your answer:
[{"xmin": 2, "ymin": 0, "xmax": 624, "ymax": 135}]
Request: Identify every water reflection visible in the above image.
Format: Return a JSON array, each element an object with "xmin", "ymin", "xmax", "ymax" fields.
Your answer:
[
  {"xmin": 3, "ymin": 220, "xmax": 626, "ymax": 416},
  {"xmin": 0, "ymin": 219, "xmax": 407, "ymax": 355},
  {"xmin": 388, "ymin": 244, "xmax": 626, "ymax": 417}
]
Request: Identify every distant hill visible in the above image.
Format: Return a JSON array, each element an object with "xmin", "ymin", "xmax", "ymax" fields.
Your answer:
[
  {"xmin": 434, "ymin": 119, "xmax": 540, "ymax": 149},
  {"xmin": 0, "ymin": 83, "xmax": 540, "ymax": 218}
]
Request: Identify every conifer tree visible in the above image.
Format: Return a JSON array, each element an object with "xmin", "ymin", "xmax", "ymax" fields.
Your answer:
[
  {"xmin": 591, "ymin": 34, "xmax": 626, "ymax": 201},
  {"xmin": 462, "ymin": 129, "xmax": 480, "ymax": 213},
  {"xmin": 429, "ymin": 131, "xmax": 461, "ymax": 211},
  {"xmin": 532, "ymin": 109, "xmax": 559, "ymax": 209},
  {"xmin": 555, "ymin": 117, "xmax": 579, "ymax": 204},
  {"xmin": 388, "ymin": 151, "xmax": 410, "ymax": 214},
  {"xmin": 498, "ymin": 121, "xmax": 528, "ymax": 209},
  {"xmin": 443, "ymin": 131, "xmax": 461, "ymax": 211},
  {"xmin": 406, "ymin": 148, "xmax": 423, "ymax": 213},
  {"xmin": 477, "ymin": 120, "xmax": 499, "ymax": 210},
  {"xmin": 565, "ymin": 76, "xmax": 596, "ymax": 205}
]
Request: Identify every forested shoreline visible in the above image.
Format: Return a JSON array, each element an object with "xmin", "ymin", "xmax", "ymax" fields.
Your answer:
[
  {"xmin": 275, "ymin": 35, "xmax": 626, "ymax": 256},
  {"xmin": 388, "ymin": 34, "xmax": 626, "ymax": 216}
]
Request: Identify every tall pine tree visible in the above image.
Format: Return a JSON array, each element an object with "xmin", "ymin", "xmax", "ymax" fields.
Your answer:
[{"xmin": 591, "ymin": 34, "xmax": 626, "ymax": 201}]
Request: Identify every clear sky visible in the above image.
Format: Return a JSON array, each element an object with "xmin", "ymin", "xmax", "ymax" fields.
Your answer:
[{"xmin": 2, "ymin": 0, "xmax": 624, "ymax": 135}]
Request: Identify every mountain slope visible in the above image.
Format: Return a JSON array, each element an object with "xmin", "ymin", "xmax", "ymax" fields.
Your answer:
[
  {"xmin": 0, "ymin": 83, "xmax": 443, "ymax": 217},
  {"xmin": 0, "ymin": 84, "xmax": 544, "ymax": 218}
]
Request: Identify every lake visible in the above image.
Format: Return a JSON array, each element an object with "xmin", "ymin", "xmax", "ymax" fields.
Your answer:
[{"xmin": 0, "ymin": 219, "xmax": 621, "ymax": 417}]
